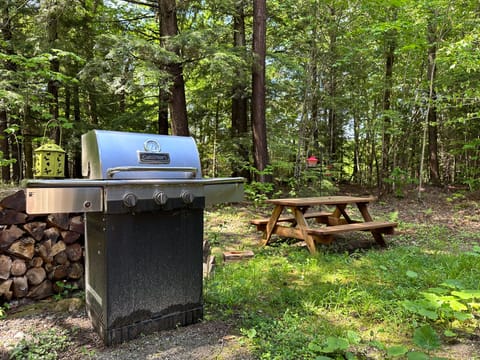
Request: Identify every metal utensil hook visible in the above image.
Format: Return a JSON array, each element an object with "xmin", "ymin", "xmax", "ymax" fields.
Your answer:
[{"xmin": 41, "ymin": 118, "xmax": 63, "ymax": 146}]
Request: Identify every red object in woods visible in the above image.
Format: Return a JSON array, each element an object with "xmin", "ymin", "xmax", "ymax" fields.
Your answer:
[{"xmin": 307, "ymin": 156, "xmax": 318, "ymax": 167}]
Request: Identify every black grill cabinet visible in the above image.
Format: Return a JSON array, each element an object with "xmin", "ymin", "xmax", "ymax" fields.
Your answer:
[{"xmin": 26, "ymin": 130, "xmax": 243, "ymax": 345}]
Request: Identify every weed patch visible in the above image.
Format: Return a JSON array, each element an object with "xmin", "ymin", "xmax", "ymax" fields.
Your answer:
[{"xmin": 9, "ymin": 328, "xmax": 72, "ymax": 360}]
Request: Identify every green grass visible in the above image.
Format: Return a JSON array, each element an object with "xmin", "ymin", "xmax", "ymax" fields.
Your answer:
[{"xmin": 204, "ymin": 221, "xmax": 480, "ymax": 360}]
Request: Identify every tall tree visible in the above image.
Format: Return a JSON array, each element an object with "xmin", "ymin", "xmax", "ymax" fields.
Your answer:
[
  {"xmin": 380, "ymin": 17, "xmax": 397, "ymax": 190},
  {"xmin": 426, "ymin": 14, "xmax": 440, "ymax": 185},
  {"xmin": 158, "ymin": 0, "xmax": 189, "ymax": 135},
  {"xmin": 0, "ymin": 2, "xmax": 15, "ymax": 182},
  {"xmin": 251, "ymin": 0, "xmax": 269, "ymax": 182},
  {"xmin": 155, "ymin": 1, "xmax": 170, "ymax": 135},
  {"xmin": 44, "ymin": 0, "xmax": 61, "ymax": 143},
  {"xmin": 231, "ymin": 0, "xmax": 250, "ymax": 179},
  {"xmin": 325, "ymin": 5, "xmax": 338, "ymax": 162}
]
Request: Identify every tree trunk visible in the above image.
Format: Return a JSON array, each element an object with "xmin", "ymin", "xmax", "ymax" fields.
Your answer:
[
  {"xmin": 72, "ymin": 84, "xmax": 82, "ymax": 177},
  {"xmin": 168, "ymin": 62, "xmax": 189, "ymax": 135},
  {"xmin": 326, "ymin": 7, "xmax": 338, "ymax": 165},
  {"xmin": 23, "ymin": 138, "xmax": 33, "ymax": 180},
  {"xmin": 0, "ymin": 4, "xmax": 16, "ymax": 182},
  {"xmin": 426, "ymin": 19, "xmax": 440, "ymax": 185},
  {"xmin": 381, "ymin": 31, "xmax": 396, "ymax": 190},
  {"xmin": 251, "ymin": 0, "xmax": 270, "ymax": 182},
  {"xmin": 231, "ymin": 1, "xmax": 250, "ymax": 180},
  {"xmin": 83, "ymin": 0, "xmax": 99, "ymax": 128},
  {"xmin": 73, "ymin": 85, "xmax": 80, "ymax": 123},
  {"xmin": 10, "ymin": 138, "xmax": 21, "ymax": 182},
  {"xmin": 158, "ymin": 0, "xmax": 189, "ymax": 136},
  {"xmin": 65, "ymin": 86, "xmax": 71, "ymax": 122},
  {"xmin": 158, "ymin": 86, "xmax": 169, "ymax": 134},
  {"xmin": 311, "ymin": 60, "xmax": 320, "ymax": 157},
  {"xmin": 156, "ymin": 5, "xmax": 170, "ymax": 135},
  {"xmin": 89, "ymin": 94, "xmax": 99, "ymax": 126},
  {"xmin": 46, "ymin": 2, "xmax": 61, "ymax": 143},
  {"xmin": 309, "ymin": 14, "xmax": 321, "ymax": 160},
  {"xmin": 0, "ymin": 109, "xmax": 9, "ymax": 182},
  {"xmin": 48, "ymin": 62, "xmax": 60, "ymax": 130},
  {"xmin": 352, "ymin": 114, "xmax": 360, "ymax": 182},
  {"xmin": 232, "ymin": 5, "xmax": 248, "ymax": 135}
]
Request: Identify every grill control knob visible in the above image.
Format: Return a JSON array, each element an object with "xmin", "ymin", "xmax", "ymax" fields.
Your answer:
[
  {"xmin": 123, "ymin": 193, "xmax": 137, "ymax": 208},
  {"xmin": 154, "ymin": 191, "xmax": 168, "ymax": 206},
  {"xmin": 181, "ymin": 191, "xmax": 194, "ymax": 204}
]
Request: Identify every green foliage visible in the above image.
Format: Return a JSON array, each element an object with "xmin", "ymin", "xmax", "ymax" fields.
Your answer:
[
  {"xmin": 412, "ymin": 325, "xmax": 441, "ymax": 351},
  {"xmin": 384, "ymin": 167, "xmax": 417, "ymax": 198},
  {"xmin": 244, "ymin": 181, "xmax": 275, "ymax": 206},
  {"xmin": 1, "ymin": 0, "xmax": 480, "ymax": 188},
  {"xmin": 53, "ymin": 281, "xmax": 79, "ymax": 301},
  {"xmin": 386, "ymin": 345, "xmax": 409, "ymax": 357},
  {"xmin": 402, "ymin": 280, "xmax": 478, "ymax": 323},
  {"xmin": 243, "ymin": 166, "xmax": 283, "ymax": 206},
  {"xmin": 446, "ymin": 192, "xmax": 465, "ymax": 203},
  {"xmin": 462, "ymin": 171, "xmax": 480, "ymax": 191},
  {"xmin": 10, "ymin": 328, "xmax": 72, "ymax": 360},
  {"xmin": 307, "ymin": 335, "xmax": 351, "ymax": 358},
  {"xmin": 0, "ymin": 152, "xmax": 17, "ymax": 168},
  {"xmin": 289, "ymin": 167, "xmax": 339, "ymax": 197},
  {"xmin": 0, "ymin": 302, "xmax": 10, "ymax": 319}
]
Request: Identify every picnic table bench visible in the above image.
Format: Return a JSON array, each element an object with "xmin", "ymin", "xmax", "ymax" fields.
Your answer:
[
  {"xmin": 250, "ymin": 196, "xmax": 397, "ymax": 254},
  {"xmin": 250, "ymin": 211, "xmax": 333, "ymax": 229}
]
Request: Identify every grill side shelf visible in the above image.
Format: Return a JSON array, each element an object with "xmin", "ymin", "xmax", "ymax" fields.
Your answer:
[{"xmin": 26, "ymin": 187, "xmax": 104, "ymax": 214}]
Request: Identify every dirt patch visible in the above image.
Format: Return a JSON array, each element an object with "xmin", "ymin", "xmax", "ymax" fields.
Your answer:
[
  {"xmin": 0, "ymin": 298, "xmax": 254, "ymax": 360},
  {"xmin": 93, "ymin": 320, "xmax": 253, "ymax": 360}
]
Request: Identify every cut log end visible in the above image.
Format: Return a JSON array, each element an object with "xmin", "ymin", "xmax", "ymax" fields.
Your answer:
[{"xmin": 1, "ymin": 193, "xmax": 84, "ymax": 302}]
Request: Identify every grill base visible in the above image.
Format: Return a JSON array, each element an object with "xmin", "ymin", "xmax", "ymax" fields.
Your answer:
[
  {"xmin": 87, "ymin": 301, "xmax": 203, "ymax": 345},
  {"xmin": 85, "ymin": 203, "xmax": 204, "ymax": 345}
]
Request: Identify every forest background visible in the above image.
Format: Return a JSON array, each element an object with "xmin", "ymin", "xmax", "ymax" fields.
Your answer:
[{"xmin": 1, "ymin": 0, "xmax": 479, "ymax": 194}]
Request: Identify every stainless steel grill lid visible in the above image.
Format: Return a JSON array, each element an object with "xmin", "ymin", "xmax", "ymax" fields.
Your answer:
[
  {"xmin": 26, "ymin": 130, "xmax": 244, "ymax": 214},
  {"xmin": 82, "ymin": 130, "xmax": 202, "ymax": 180}
]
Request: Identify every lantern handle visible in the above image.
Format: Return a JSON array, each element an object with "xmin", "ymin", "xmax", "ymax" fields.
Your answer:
[{"xmin": 41, "ymin": 119, "xmax": 63, "ymax": 146}]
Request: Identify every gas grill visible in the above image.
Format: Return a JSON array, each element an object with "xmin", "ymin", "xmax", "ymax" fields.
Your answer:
[{"xmin": 26, "ymin": 129, "xmax": 243, "ymax": 345}]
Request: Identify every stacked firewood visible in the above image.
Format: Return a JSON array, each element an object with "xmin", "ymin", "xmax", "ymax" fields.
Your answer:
[{"xmin": 0, "ymin": 190, "xmax": 85, "ymax": 302}]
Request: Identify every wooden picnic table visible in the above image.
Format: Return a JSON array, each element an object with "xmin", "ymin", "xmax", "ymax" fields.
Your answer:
[{"xmin": 250, "ymin": 196, "xmax": 397, "ymax": 254}]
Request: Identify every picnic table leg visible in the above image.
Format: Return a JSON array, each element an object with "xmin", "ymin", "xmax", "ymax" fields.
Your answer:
[
  {"xmin": 356, "ymin": 203, "xmax": 386, "ymax": 247},
  {"xmin": 336, "ymin": 204, "xmax": 353, "ymax": 223},
  {"xmin": 292, "ymin": 207, "xmax": 317, "ymax": 254},
  {"xmin": 329, "ymin": 204, "xmax": 351, "ymax": 225},
  {"xmin": 261, "ymin": 204, "xmax": 284, "ymax": 246},
  {"xmin": 330, "ymin": 206, "xmax": 341, "ymax": 225},
  {"xmin": 289, "ymin": 206, "xmax": 310, "ymax": 227}
]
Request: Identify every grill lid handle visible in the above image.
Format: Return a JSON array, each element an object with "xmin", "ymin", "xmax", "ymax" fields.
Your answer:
[{"xmin": 106, "ymin": 166, "xmax": 197, "ymax": 179}]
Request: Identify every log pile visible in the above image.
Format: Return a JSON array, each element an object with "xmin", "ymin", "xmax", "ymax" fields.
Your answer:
[{"xmin": 0, "ymin": 190, "xmax": 84, "ymax": 302}]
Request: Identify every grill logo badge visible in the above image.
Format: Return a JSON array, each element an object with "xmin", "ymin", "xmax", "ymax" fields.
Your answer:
[{"xmin": 140, "ymin": 139, "xmax": 170, "ymax": 164}]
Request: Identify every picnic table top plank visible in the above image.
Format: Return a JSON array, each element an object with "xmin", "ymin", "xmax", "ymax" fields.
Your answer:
[{"xmin": 266, "ymin": 196, "xmax": 377, "ymax": 207}]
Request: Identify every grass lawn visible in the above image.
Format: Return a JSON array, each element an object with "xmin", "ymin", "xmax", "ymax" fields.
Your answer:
[{"xmin": 203, "ymin": 190, "xmax": 480, "ymax": 360}]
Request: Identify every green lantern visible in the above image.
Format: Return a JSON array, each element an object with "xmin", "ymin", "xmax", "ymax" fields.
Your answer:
[{"xmin": 33, "ymin": 143, "xmax": 66, "ymax": 178}]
